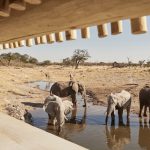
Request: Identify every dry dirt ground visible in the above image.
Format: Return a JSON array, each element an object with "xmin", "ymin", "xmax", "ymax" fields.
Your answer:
[{"xmin": 0, "ymin": 65, "xmax": 150, "ymax": 116}]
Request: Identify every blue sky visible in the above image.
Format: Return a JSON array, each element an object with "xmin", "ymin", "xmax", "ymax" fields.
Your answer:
[{"xmin": 1, "ymin": 18, "xmax": 150, "ymax": 63}]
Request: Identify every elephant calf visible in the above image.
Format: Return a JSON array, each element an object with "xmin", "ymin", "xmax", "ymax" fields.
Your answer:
[
  {"xmin": 43, "ymin": 95, "xmax": 73, "ymax": 132},
  {"xmin": 105, "ymin": 90, "xmax": 132, "ymax": 125},
  {"xmin": 139, "ymin": 85, "xmax": 150, "ymax": 117}
]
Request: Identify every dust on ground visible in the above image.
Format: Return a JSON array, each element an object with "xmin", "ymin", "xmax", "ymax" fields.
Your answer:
[{"xmin": 0, "ymin": 65, "xmax": 150, "ymax": 116}]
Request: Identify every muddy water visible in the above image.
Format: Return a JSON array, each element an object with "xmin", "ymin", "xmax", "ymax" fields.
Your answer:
[{"xmin": 29, "ymin": 81, "xmax": 150, "ymax": 150}]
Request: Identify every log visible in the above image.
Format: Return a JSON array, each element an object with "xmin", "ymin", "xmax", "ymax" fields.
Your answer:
[
  {"xmin": 0, "ymin": 44, "xmax": 3, "ymax": 50},
  {"xmin": 130, "ymin": 16, "xmax": 147, "ymax": 34},
  {"xmin": 9, "ymin": 0, "xmax": 26, "ymax": 11},
  {"xmin": 24, "ymin": 0, "xmax": 41, "ymax": 5},
  {"xmin": 18, "ymin": 40, "xmax": 25, "ymax": 47},
  {"xmin": 3, "ymin": 43, "xmax": 9, "ymax": 49},
  {"xmin": 65, "ymin": 30, "xmax": 77, "ymax": 40},
  {"xmin": 0, "ymin": 0, "xmax": 10, "ymax": 17},
  {"xmin": 9, "ymin": 42, "xmax": 14, "ymax": 49},
  {"xmin": 40, "ymin": 35, "xmax": 47, "ymax": 44},
  {"xmin": 97, "ymin": 24, "xmax": 108, "ymax": 38},
  {"xmin": 46, "ymin": 34, "xmax": 55, "ymax": 43},
  {"xmin": 34, "ymin": 36, "xmax": 41, "ymax": 45},
  {"xmin": 14, "ymin": 41, "xmax": 19, "ymax": 48},
  {"xmin": 111, "ymin": 21, "xmax": 123, "ymax": 35},
  {"xmin": 55, "ymin": 32, "xmax": 64, "ymax": 42},
  {"xmin": 81, "ymin": 27, "xmax": 90, "ymax": 39},
  {"xmin": 26, "ymin": 38, "xmax": 33, "ymax": 47}
]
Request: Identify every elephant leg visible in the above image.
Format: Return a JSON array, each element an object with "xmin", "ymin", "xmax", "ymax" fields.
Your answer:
[
  {"xmin": 118, "ymin": 108, "xmax": 123, "ymax": 125},
  {"xmin": 139, "ymin": 104, "xmax": 144, "ymax": 118},
  {"xmin": 111, "ymin": 111, "xmax": 115, "ymax": 126},
  {"xmin": 143, "ymin": 106, "xmax": 147, "ymax": 117},
  {"xmin": 71, "ymin": 94, "xmax": 77, "ymax": 107}
]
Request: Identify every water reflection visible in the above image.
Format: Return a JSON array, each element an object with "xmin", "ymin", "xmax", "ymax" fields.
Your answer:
[
  {"xmin": 138, "ymin": 118, "xmax": 150, "ymax": 150},
  {"xmin": 106, "ymin": 120, "xmax": 131, "ymax": 150},
  {"xmin": 45, "ymin": 107, "xmax": 87, "ymax": 137}
]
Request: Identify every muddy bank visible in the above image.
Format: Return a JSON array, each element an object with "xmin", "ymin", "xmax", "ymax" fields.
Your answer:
[{"xmin": 0, "ymin": 66, "xmax": 149, "ymax": 117}]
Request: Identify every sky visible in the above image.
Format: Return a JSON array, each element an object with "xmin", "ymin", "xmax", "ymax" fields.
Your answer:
[{"xmin": 0, "ymin": 18, "xmax": 150, "ymax": 63}]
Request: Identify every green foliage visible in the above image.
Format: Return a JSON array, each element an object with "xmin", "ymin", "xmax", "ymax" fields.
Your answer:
[
  {"xmin": 0, "ymin": 53, "xmax": 38, "ymax": 66},
  {"xmin": 40, "ymin": 60, "xmax": 51, "ymax": 66}
]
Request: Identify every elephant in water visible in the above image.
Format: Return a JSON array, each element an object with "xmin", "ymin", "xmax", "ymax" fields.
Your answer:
[
  {"xmin": 43, "ymin": 95, "xmax": 73, "ymax": 133},
  {"xmin": 105, "ymin": 90, "xmax": 132, "ymax": 125},
  {"xmin": 50, "ymin": 81, "xmax": 87, "ymax": 107},
  {"xmin": 139, "ymin": 85, "xmax": 150, "ymax": 117}
]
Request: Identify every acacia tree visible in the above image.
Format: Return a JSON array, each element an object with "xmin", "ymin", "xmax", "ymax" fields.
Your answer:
[{"xmin": 71, "ymin": 49, "xmax": 90, "ymax": 69}]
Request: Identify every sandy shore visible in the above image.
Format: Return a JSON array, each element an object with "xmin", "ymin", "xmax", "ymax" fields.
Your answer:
[{"xmin": 0, "ymin": 65, "xmax": 150, "ymax": 116}]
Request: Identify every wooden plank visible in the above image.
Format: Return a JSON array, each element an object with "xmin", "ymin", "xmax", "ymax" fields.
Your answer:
[
  {"xmin": 97, "ymin": 24, "xmax": 108, "ymax": 38},
  {"xmin": 46, "ymin": 34, "xmax": 55, "ymax": 44},
  {"xmin": 0, "ymin": 112, "xmax": 87, "ymax": 150},
  {"xmin": 81, "ymin": 27, "xmax": 90, "ymax": 39},
  {"xmin": 111, "ymin": 21, "xmax": 123, "ymax": 35},
  {"xmin": 65, "ymin": 30, "xmax": 77, "ymax": 40},
  {"xmin": 130, "ymin": 16, "xmax": 147, "ymax": 34},
  {"xmin": 55, "ymin": 32, "xmax": 64, "ymax": 42}
]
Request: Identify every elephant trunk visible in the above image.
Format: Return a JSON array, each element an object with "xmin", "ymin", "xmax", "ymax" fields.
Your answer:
[{"xmin": 105, "ymin": 105, "xmax": 114, "ymax": 125}]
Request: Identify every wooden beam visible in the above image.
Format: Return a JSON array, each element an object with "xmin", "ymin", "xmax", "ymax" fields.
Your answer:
[
  {"xmin": 9, "ymin": 0, "xmax": 26, "ymax": 11},
  {"xmin": 81, "ymin": 27, "xmax": 90, "ymax": 39},
  {"xmin": 3, "ymin": 43, "xmax": 9, "ymax": 49},
  {"xmin": 14, "ymin": 41, "xmax": 19, "ymax": 48},
  {"xmin": 24, "ymin": 0, "xmax": 41, "ymax": 5},
  {"xmin": 18, "ymin": 40, "xmax": 25, "ymax": 47},
  {"xmin": 1, "ymin": 0, "xmax": 150, "ymax": 42},
  {"xmin": 111, "ymin": 21, "xmax": 123, "ymax": 35},
  {"xmin": 34, "ymin": 36, "xmax": 41, "ymax": 45},
  {"xmin": 97, "ymin": 24, "xmax": 108, "ymax": 38},
  {"xmin": 0, "ymin": 0, "xmax": 10, "ymax": 17},
  {"xmin": 55, "ymin": 32, "xmax": 64, "ymax": 42},
  {"xmin": 65, "ymin": 30, "xmax": 77, "ymax": 40},
  {"xmin": 9, "ymin": 42, "xmax": 14, "ymax": 49},
  {"xmin": 40, "ymin": 35, "xmax": 47, "ymax": 44},
  {"xmin": 26, "ymin": 38, "xmax": 33, "ymax": 47},
  {"xmin": 130, "ymin": 16, "xmax": 147, "ymax": 34},
  {"xmin": 0, "ymin": 44, "xmax": 3, "ymax": 50},
  {"xmin": 46, "ymin": 34, "xmax": 55, "ymax": 44}
]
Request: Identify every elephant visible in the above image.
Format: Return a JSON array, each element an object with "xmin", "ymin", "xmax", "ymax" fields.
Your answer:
[
  {"xmin": 43, "ymin": 95, "xmax": 73, "ymax": 133},
  {"xmin": 50, "ymin": 81, "xmax": 87, "ymax": 107},
  {"xmin": 139, "ymin": 85, "xmax": 150, "ymax": 117},
  {"xmin": 105, "ymin": 90, "xmax": 132, "ymax": 125}
]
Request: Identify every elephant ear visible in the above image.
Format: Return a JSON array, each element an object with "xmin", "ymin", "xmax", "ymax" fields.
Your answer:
[{"xmin": 72, "ymin": 82, "xmax": 79, "ymax": 93}]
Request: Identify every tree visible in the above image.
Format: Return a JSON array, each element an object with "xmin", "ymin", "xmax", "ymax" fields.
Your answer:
[
  {"xmin": 71, "ymin": 49, "xmax": 90, "ymax": 69},
  {"xmin": 62, "ymin": 57, "xmax": 72, "ymax": 66}
]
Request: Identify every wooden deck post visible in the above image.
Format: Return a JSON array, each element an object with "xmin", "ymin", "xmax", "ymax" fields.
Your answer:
[
  {"xmin": 18, "ymin": 40, "xmax": 25, "ymax": 47},
  {"xmin": 9, "ymin": 42, "xmax": 14, "ymax": 49},
  {"xmin": 65, "ymin": 30, "xmax": 77, "ymax": 40},
  {"xmin": 111, "ymin": 21, "xmax": 123, "ymax": 35},
  {"xmin": 0, "ymin": 44, "xmax": 3, "ymax": 50},
  {"xmin": 0, "ymin": 0, "xmax": 10, "ymax": 17},
  {"xmin": 40, "ymin": 35, "xmax": 47, "ymax": 44},
  {"xmin": 14, "ymin": 41, "xmax": 19, "ymax": 48},
  {"xmin": 34, "ymin": 36, "xmax": 41, "ymax": 45},
  {"xmin": 26, "ymin": 38, "xmax": 33, "ymax": 47},
  {"xmin": 81, "ymin": 27, "xmax": 90, "ymax": 39},
  {"xmin": 3, "ymin": 43, "xmax": 9, "ymax": 49},
  {"xmin": 55, "ymin": 32, "xmax": 64, "ymax": 42},
  {"xmin": 130, "ymin": 16, "xmax": 147, "ymax": 34},
  {"xmin": 46, "ymin": 33, "xmax": 55, "ymax": 44},
  {"xmin": 97, "ymin": 24, "xmax": 108, "ymax": 38},
  {"xmin": 9, "ymin": 0, "xmax": 26, "ymax": 11}
]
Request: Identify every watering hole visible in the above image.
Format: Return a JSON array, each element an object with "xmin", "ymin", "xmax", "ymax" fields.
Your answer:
[{"xmin": 28, "ymin": 81, "xmax": 150, "ymax": 150}]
